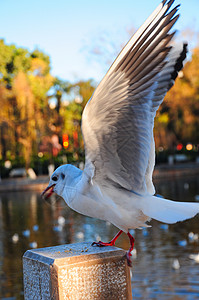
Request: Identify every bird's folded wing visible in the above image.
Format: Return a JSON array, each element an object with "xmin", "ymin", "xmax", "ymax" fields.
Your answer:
[{"xmin": 82, "ymin": 0, "xmax": 186, "ymax": 195}]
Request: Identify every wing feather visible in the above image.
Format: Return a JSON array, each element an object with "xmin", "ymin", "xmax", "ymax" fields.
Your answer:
[{"xmin": 82, "ymin": 0, "xmax": 187, "ymax": 195}]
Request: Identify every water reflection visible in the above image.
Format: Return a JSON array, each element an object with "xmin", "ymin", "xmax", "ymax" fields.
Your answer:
[{"xmin": 0, "ymin": 175, "xmax": 199, "ymax": 299}]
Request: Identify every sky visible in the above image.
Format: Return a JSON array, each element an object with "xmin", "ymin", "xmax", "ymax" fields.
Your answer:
[{"xmin": 0, "ymin": 0, "xmax": 199, "ymax": 83}]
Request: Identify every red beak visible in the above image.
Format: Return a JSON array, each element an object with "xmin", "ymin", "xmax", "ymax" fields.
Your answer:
[{"xmin": 41, "ymin": 184, "xmax": 55, "ymax": 199}]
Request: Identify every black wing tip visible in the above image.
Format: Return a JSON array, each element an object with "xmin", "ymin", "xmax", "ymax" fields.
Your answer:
[
  {"xmin": 163, "ymin": 0, "xmax": 181, "ymax": 10},
  {"xmin": 162, "ymin": 0, "xmax": 174, "ymax": 7},
  {"xmin": 166, "ymin": 4, "xmax": 180, "ymax": 17},
  {"xmin": 170, "ymin": 43, "xmax": 188, "ymax": 81},
  {"xmin": 163, "ymin": 0, "xmax": 175, "ymax": 6}
]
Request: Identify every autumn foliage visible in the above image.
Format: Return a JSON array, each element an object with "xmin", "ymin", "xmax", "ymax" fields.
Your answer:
[
  {"xmin": 0, "ymin": 39, "xmax": 198, "ymax": 175},
  {"xmin": 154, "ymin": 47, "xmax": 199, "ymax": 151}
]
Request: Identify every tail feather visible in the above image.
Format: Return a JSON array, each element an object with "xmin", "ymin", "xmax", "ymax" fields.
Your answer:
[{"xmin": 142, "ymin": 195, "xmax": 199, "ymax": 224}]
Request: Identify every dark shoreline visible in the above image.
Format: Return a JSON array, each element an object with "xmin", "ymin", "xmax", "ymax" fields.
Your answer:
[
  {"xmin": 0, "ymin": 162, "xmax": 199, "ymax": 192},
  {"xmin": 0, "ymin": 175, "xmax": 49, "ymax": 192},
  {"xmin": 153, "ymin": 162, "xmax": 199, "ymax": 180}
]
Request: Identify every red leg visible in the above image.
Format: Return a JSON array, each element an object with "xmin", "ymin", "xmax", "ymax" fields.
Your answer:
[
  {"xmin": 92, "ymin": 230, "xmax": 123, "ymax": 247},
  {"xmin": 126, "ymin": 231, "xmax": 135, "ymax": 267}
]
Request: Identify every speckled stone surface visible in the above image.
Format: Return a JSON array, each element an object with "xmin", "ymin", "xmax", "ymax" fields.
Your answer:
[{"xmin": 23, "ymin": 242, "xmax": 132, "ymax": 299}]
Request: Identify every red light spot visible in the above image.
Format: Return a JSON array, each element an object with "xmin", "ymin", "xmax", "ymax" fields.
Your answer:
[
  {"xmin": 63, "ymin": 134, "xmax": 69, "ymax": 149},
  {"xmin": 176, "ymin": 144, "xmax": 183, "ymax": 151}
]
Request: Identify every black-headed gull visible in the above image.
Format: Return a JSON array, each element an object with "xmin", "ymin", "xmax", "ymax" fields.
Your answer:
[{"xmin": 42, "ymin": 0, "xmax": 199, "ymax": 266}]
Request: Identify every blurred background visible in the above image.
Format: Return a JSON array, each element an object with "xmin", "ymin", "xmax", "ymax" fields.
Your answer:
[{"xmin": 0, "ymin": 0, "xmax": 199, "ymax": 299}]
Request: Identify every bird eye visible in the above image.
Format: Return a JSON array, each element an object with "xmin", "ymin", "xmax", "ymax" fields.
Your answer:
[
  {"xmin": 61, "ymin": 173, "xmax": 65, "ymax": 179},
  {"xmin": 52, "ymin": 175, "xmax": 58, "ymax": 181}
]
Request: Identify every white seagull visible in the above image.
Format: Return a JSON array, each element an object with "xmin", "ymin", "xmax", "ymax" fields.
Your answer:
[{"xmin": 42, "ymin": 0, "xmax": 199, "ymax": 266}]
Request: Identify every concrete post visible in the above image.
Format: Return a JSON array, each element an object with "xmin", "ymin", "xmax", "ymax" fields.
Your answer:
[{"xmin": 23, "ymin": 242, "xmax": 132, "ymax": 300}]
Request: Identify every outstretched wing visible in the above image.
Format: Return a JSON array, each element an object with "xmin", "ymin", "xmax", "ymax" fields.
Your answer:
[
  {"xmin": 82, "ymin": 0, "xmax": 187, "ymax": 195},
  {"xmin": 145, "ymin": 43, "xmax": 187, "ymax": 195}
]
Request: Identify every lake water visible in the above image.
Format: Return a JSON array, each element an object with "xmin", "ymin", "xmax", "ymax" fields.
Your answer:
[{"xmin": 0, "ymin": 174, "xmax": 199, "ymax": 299}]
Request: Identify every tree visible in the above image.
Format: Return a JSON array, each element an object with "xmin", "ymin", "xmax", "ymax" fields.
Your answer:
[
  {"xmin": 60, "ymin": 80, "xmax": 96, "ymax": 157},
  {"xmin": 0, "ymin": 40, "xmax": 54, "ymax": 167},
  {"xmin": 154, "ymin": 46, "xmax": 199, "ymax": 150}
]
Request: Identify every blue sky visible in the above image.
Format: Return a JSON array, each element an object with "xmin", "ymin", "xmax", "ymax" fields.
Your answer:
[{"xmin": 0, "ymin": 0, "xmax": 199, "ymax": 83}]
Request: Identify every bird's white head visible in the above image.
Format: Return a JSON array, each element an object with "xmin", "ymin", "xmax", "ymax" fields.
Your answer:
[{"xmin": 41, "ymin": 164, "xmax": 82, "ymax": 203}]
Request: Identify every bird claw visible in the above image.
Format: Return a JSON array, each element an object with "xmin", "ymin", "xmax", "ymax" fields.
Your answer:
[
  {"xmin": 91, "ymin": 230, "xmax": 122, "ymax": 248},
  {"xmin": 91, "ymin": 241, "xmax": 105, "ymax": 247},
  {"xmin": 91, "ymin": 241, "xmax": 114, "ymax": 247}
]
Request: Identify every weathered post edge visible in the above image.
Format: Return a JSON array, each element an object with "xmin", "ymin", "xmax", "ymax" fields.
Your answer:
[{"xmin": 23, "ymin": 242, "xmax": 132, "ymax": 299}]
